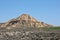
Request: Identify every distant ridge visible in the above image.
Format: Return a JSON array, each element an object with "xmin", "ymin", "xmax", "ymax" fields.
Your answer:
[{"xmin": 0, "ymin": 14, "xmax": 53, "ymax": 28}]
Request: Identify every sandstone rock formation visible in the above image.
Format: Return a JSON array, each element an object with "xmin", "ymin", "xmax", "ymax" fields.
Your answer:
[{"xmin": 0, "ymin": 14, "xmax": 53, "ymax": 28}]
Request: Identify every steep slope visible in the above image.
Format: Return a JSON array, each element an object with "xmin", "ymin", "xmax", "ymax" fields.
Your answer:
[{"xmin": 0, "ymin": 14, "xmax": 53, "ymax": 28}]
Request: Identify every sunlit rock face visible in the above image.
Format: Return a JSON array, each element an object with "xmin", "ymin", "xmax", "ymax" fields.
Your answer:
[{"xmin": 0, "ymin": 14, "xmax": 53, "ymax": 28}]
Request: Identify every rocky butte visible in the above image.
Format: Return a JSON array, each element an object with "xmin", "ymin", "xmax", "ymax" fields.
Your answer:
[
  {"xmin": 0, "ymin": 14, "xmax": 60, "ymax": 40},
  {"xmin": 0, "ymin": 14, "xmax": 52, "ymax": 28}
]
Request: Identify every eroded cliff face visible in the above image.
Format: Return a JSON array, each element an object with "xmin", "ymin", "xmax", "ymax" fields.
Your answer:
[{"xmin": 0, "ymin": 14, "xmax": 53, "ymax": 28}]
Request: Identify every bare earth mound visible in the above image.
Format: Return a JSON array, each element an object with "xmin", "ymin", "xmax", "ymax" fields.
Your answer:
[{"xmin": 0, "ymin": 14, "xmax": 52, "ymax": 28}]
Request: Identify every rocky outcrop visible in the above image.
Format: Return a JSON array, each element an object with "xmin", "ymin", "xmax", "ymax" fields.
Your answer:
[{"xmin": 0, "ymin": 14, "xmax": 53, "ymax": 28}]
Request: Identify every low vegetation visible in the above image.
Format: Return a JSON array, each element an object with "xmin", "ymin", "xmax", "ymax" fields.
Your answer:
[{"xmin": 42, "ymin": 26, "xmax": 60, "ymax": 31}]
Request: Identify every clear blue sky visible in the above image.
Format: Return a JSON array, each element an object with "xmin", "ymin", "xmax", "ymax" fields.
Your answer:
[{"xmin": 0, "ymin": 0, "xmax": 60, "ymax": 26}]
